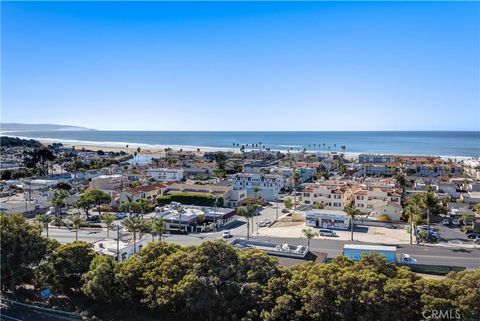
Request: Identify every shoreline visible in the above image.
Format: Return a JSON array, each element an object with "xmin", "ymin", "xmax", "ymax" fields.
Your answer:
[{"xmin": 2, "ymin": 134, "xmax": 478, "ymax": 160}]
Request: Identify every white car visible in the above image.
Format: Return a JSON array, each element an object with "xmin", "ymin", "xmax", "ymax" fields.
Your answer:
[
  {"xmin": 452, "ymin": 219, "xmax": 461, "ymax": 226},
  {"xmin": 222, "ymin": 230, "xmax": 232, "ymax": 238},
  {"xmin": 399, "ymin": 253, "xmax": 417, "ymax": 265}
]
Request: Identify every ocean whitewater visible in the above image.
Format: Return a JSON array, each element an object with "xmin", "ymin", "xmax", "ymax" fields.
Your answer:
[{"xmin": 2, "ymin": 130, "xmax": 479, "ymax": 158}]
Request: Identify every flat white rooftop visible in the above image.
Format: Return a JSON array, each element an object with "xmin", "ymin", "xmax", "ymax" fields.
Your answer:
[{"xmin": 343, "ymin": 244, "xmax": 396, "ymax": 252}]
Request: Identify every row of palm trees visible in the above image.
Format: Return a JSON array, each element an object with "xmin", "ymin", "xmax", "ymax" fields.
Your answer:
[
  {"xmin": 232, "ymin": 142, "xmax": 347, "ymax": 154},
  {"xmin": 36, "ymin": 212, "xmax": 167, "ymax": 254}
]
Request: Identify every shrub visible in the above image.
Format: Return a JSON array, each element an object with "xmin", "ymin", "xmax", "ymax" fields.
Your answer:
[
  {"xmin": 157, "ymin": 192, "xmax": 223, "ymax": 207},
  {"xmin": 377, "ymin": 214, "xmax": 392, "ymax": 222}
]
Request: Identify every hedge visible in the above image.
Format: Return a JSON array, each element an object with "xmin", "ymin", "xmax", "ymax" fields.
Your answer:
[{"xmin": 157, "ymin": 193, "xmax": 224, "ymax": 207}]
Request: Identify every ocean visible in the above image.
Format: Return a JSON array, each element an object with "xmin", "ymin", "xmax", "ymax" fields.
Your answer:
[{"xmin": 2, "ymin": 131, "xmax": 479, "ymax": 158}]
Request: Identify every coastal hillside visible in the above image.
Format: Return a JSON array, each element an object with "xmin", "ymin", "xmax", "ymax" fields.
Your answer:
[{"xmin": 0, "ymin": 122, "xmax": 95, "ymax": 132}]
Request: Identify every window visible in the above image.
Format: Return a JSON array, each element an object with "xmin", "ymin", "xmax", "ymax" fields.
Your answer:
[
  {"xmin": 358, "ymin": 204, "xmax": 364, "ymax": 207},
  {"xmin": 304, "ymin": 193, "xmax": 310, "ymax": 197},
  {"xmin": 305, "ymin": 200, "xmax": 310, "ymax": 204}
]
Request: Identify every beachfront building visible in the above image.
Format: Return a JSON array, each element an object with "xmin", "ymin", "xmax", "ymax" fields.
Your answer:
[
  {"xmin": 90, "ymin": 174, "xmax": 130, "ymax": 191},
  {"xmin": 228, "ymin": 173, "xmax": 284, "ymax": 202},
  {"xmin": 301, "ymin": 182, "xmax": 354, "ymax": 210},
  {"xmin": 148, "ymin": 168, "xmax": 184, "ymax": 182},
  {"xmin": 305, "ymin": 209, "xmax": 350, "ymax": 230},
  {"xmin": 358, "ymin": 154, "xmax": 397, "ymax": 164}
]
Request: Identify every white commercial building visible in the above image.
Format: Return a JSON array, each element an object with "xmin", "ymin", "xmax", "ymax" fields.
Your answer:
[{"xmin": 305, "ymin": 209, "xmax": 351, "ymax": 230}]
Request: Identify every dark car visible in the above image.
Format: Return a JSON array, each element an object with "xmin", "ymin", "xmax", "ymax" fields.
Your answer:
[
  {"xmin": 467, "ymin": 232, "xmax": 480, "ymax": 239},
  {"xmin": 87, "ymin": 215, "xmax": 101, "ymax": 223}
]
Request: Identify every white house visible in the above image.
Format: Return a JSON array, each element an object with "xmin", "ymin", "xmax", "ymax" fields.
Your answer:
[
  {"xmin": 148, "ymin": 168, "xmax": 184, "ymax": 182},
  {"xmin": 228, "ymin": 173, "xmax": 284, "ymax": 201},
  {"xmin": 93, "ymin": 238, "xmax": 146, "ymax": 262}
]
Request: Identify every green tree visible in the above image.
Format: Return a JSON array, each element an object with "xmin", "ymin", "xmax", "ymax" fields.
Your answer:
[
  {"xmin": 1, "ymin": 214, "xmax": 54, "ymax": 292},
  {"xmin": 236, "ymin": 207, "xmax": 251, "ymax": 240},
  {"xmin": 69, "ymin": 213, "xmax": 83, "ymax": 241},
  {"xmin": 136, "ymin": 198, "xmax": 150, "ymax": 219},
  {"xmin": 100, "ymin": 213, "xmax": 116, "ymax": 238},
  {"xmin": 422, "ymin": 191, "xmax": 439, "ymax": 237},
  {"xmin": 284, "ymin": 197, "xmax": 293, "ymax": 210},
  {"xmin": 301, "ymin": 228, "xmax": 318, "ymax": 248},
  {"xmin": 51, "ymin": 189, "xmax": 69, "ymax": 216},
  {"xmin": 82, "ymin": 255, "xmax": 117, "ymax": 302},
  {"xmin": 344, "ymin": 205, "xmax": 359, "ymax": 241},
  {"xmin": 292, "ymin": 172, "xmax": 301, "ymax": 209},
  {"xmin": 149, "ymin": 218, "xmax": 166, "ymax": 242},
  {"xmin": 313, "ymin": 201, "xmax": 326, "ymax": 209},
  {"xmin": 36, "ymin": 214, "xmax": 52, "ymax": 237},
  {"xmin": 122, "ymin": 216, "xmax": 144, "ymax": 253},
  {"xmin": 47, "ymin": 241, "xmax": 96, "ymax": 292}
]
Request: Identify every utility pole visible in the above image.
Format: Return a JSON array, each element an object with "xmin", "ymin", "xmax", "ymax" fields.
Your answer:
[
  {"xmin": 213, "ymin": 196, "xmax": 218, "ymax": 232},
  {"xmin": 276, "ymin": 186, "xmax": 279, "ymax": 220},
  {"xmin": 115, "ymin": 225, "xmax": 121, "ymax": 262}
]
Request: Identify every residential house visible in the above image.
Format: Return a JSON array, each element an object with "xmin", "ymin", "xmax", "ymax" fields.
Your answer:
[
  {"xmin": 301, "ymin": 181, "xmax": 354, "ymax": 210},
  {"xmin": 148, "ymin": 168, "xmax": 184, "ymax": 182}
]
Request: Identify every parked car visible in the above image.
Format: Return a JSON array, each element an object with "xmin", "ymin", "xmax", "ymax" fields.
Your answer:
[
  {"xmin": 87, "ymin": 215, "xmax": 100, "ymax": 223},
  {"xmin": 467, "ymin": 232, "xmax": 480, "ymax": 239},
  {"xmin": 281, "ymin": 209, "xmax": 290, "ymax": 213},
  {"xmin": 222, "ymin": 230, "xmax": 233, "ymax": 238},
  {"xmin": 452, "ymin": 219, "xmax": 461, "ymax": 226},
  {"xmin": 116, "ymin": 212, "xmax": 127, "ymax": 220},
  {"xmin": 319, "ymin": 229, "xmax": 337, "ymax": 237},
  {"xmin": 258, "ymin": 219, "xmax": 271, "ymax": 227},
  {"xmin": 441, "ymin": 219, "xmax": 451, "ymax": 226},
  {"xmin": 473, "ymin": 236, "xmax": 480, "ymax": 245},
  {"xmin": 399, "ymin": 253, "xmax": 417, "ymax": 264}
]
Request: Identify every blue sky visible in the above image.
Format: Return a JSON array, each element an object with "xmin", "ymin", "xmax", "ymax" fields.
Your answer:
[{"xmin": 2, "ymin": 1, "xmax": 479, "ymax": 131}]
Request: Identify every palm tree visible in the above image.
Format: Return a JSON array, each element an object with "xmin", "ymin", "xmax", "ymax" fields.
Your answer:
[
  {"xmin": 246, "ymin": 203, "xmax": 258, "ymax": 236},
  {"xmin": 137, "ymin": 147, "xmax": 141, "ymax": 159},
  {"xmin": 122, "ymin": 216, "xmax": 144, "ymax": 253},
  {"xmin": 394, "ymin": 173, "xmax": 407, "ymax": 205},
  {"xmin": 302, "ymin": 228, "xmax": 318, "ymax": 248},
  {"xmin": 133, "ymin": 151, "xmax": 138, "ymax": 163},
  {"xmin": 100, "ymin": 213, "xmax": 115, "ymax": 238},
  {"xmin": 150, "ymin": 218, "xmax": 166, "ymax": 242},
  {"xmin": 137, "ymin": 199, "xmax": 150, "ymax": 219},
  {"xmin": 51, "ymin": 189, "xmax": 69, "ymax": 216},
  {"xmin": 344, "ymin": 206, "xmax": 359, "ymax": 241},
  {"xmin": 313, "ymin": 202, "xmax": 326, "ymax": 209},
  {"xmin": 53, "ymin": 216, "xmax": 63, "ymax": 228},
  {"xmin": 422, "ymin": 191, "xmax": 439, "ymax": 239},
  {"xmin": 177, "ymin": 207, "xmax": 186, "ymax": 232},
  {"xmin": 236, "ymin": 207, "xmax": 251, "ymax": 240},
  {"xmin": 292, "ymin": 172, "xmax": 301, "ymax": 209},
  {"xmin": 36, "ymin": 214, "xmax": 52, "ymax": 237},
  {"xmin": 404, "ymin": 203, "xmax": 418, "ymax": 245},
  {"xmin": 125, "ymin": 144, "xmax": 129, "ymax": 154},
  {"xmin": 69, "ymin": 214, "xmax": 83, "ymax": 242}
]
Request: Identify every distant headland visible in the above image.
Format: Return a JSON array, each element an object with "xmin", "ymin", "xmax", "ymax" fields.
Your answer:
[{"xmin": 0, "ymin": 123, "xmax": 96, "ymax": 132}]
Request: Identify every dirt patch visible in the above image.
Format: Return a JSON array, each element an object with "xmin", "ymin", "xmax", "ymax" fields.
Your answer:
[{"xmin": 270, "ymin": 221, "xmax": 304, "ymax": 228}]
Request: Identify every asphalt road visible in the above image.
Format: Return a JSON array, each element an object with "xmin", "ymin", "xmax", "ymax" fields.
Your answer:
[{"xmin": 43, "ymin": 205, "xmax": 480, "ymax": 269}]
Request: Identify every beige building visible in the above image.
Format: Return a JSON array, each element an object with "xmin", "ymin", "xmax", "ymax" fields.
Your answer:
[
  {"xmin": 354, "ymin": 186, "xmax": 402, "ymax": 221},
  {"xmin": 90, "ymin": 175, "xmax": 130, "ymax": 191},
  {"xmin": 301, "ymin": 182, "xmax": 354, "ymax": 210}
]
